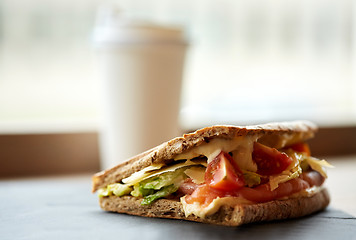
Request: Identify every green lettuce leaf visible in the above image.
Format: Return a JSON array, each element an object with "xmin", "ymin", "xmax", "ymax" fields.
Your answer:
[
  {"xmin": 98, "ymin": 183, "xmax": 132, "ymax": 197},
  {"xmin": 131, "ymin": 167, "xmax": 187, "ymax": 204},
  {"xmin": 140, "ymin": 167, "xmax": 186, "ymax": 190},
  {"xmin": 141, "ymin": 184, "xmax": 179, "ymax": 205},
  {"xmin": 131, "ymin": 184, "xmax": 154, "ymax": 197}
]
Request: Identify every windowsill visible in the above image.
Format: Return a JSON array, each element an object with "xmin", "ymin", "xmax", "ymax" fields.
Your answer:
[
  {"xmin": 0, "ymin": 118, "xmax": 99, "ymax": 135},
  {"xmin": 0, "ymin": 117, "xmax": 355, "ymax": 178}
]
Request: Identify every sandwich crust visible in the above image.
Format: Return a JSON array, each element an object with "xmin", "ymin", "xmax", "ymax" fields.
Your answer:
[
  {"xmin": 92, "ymin": 121, "xmax": 317, "ymax": 192},
  {"xmin": 99, "ymin": 188, "xmax": 330, "ymax": 226}
]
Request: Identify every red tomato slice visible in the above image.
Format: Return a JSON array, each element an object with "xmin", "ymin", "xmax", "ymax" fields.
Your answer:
[
  {"xmin": 252, "ymin": 142, "xmax": 293, "ymax": 176},
  {"xmin": 287, "ymin": 142, "xmax": 311, "ymax": 156},
  {"xmin": 185, "ymin": 170, "xmax": 324, "ymax": 206},
  {"xmin": 205, "ymin": 151, "xmax": 245, "ymax": 191},
  {"xmin": 239, "ymin": 171, "xmax": 324, "ymax": 203},
  {"xmin": 238, "ymin": 178, "xmax": 310, "ymax": 203},
  {"xmin": 185, "ymin": 185, "xmax": 224, "ymax": 206}
]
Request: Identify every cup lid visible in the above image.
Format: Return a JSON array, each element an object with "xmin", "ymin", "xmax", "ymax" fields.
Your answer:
[{"xmin": 92, "ymin": 5, "xmax": 188, "ymax": 46}]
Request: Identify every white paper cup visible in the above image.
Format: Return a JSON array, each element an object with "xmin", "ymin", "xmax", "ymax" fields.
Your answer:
[{"xmin": 93, "ymin": 7, "xmax": 188, "ymax": 169}]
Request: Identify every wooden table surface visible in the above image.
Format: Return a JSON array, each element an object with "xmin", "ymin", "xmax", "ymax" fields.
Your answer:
[{"xmin": 0, "ymin": 155, "xmax": 355, "ymax": 239}]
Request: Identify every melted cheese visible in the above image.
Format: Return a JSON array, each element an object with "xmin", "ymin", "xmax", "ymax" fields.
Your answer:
[
  {"xmin": 269, "ymin": 151, "xmax": 302, "ymax": 190},
  {"xmin": 184, "ymin": 167, "xmax": 205, "ymax": 184},
  {"xmin": 122, "ymin": 160, "xmax": 205, "ymax": 185},
  {"xmin": 174, "ymin": 136, "xmax": 260, "ymax": 172},
  {"xmin": 123, "ymin": 135, "xmax": 262, "ymax": 187},
  {"xmin": 121, "ymin": 164, "xmax": 165, "ymax": 185},
  {"xmin": 181, "ymin": 196, "xmax": 252, "ymax": 219},
  {"xmin": 305, "ymin": 157, "xmax": 334, "ymax": 178}
]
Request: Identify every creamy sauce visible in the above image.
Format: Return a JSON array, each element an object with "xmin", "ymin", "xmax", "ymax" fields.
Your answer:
[
  {"xmin": 180, "ymin": 186, "xmax": 323, "ymax": 219},
  {"xmin": 278, "ymin": 186, "xmax": 323, "ymax": 200},
  {"xmin": 181, "ymin": 196, "xmax": 252, "ymax": 219}
]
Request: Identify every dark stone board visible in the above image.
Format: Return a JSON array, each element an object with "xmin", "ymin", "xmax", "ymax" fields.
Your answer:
[{"xmin": 1, "ymin": 176, "xmax": 355, "ymax": 240}]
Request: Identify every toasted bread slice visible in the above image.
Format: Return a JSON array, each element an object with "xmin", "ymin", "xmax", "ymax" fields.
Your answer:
[
  {"xmin": 99, "ymin": 188, "xmax": 329, "ymax": 226},
  {"xmin": 92, "ymin": 121, "xmax": 317, "ymax": 192}
]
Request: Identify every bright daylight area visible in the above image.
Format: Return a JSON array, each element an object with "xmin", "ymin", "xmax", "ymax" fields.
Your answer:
[{"xmin": 1, "ymin": 0, "xmax": 356, "ymax": 132}]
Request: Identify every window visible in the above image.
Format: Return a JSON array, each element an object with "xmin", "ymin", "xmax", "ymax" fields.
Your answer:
[{"xmin": 0, "ymin": 0, "xmax": 355, "ymax": 134}]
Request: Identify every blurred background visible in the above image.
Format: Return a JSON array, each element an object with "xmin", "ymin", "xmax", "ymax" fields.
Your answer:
[{"xmin": 1, "ymin": 0, "xmax": 356, "ymax": 177}]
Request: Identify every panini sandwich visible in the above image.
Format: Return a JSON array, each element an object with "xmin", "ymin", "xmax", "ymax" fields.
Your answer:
[{"xmin": 92, "ymin": 121, "xmax": 332, "ymax": 226}]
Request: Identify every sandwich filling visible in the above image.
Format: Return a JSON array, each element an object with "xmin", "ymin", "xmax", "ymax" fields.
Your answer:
[{"xmin": 98, "ymin": 136, "xmax": 333, "ymax": 219}]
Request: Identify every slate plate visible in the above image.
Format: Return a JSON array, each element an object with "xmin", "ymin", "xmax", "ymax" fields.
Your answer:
[{"xmin": 1, "ymin": 176, "xmax": 355, "ymax": 240}]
